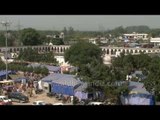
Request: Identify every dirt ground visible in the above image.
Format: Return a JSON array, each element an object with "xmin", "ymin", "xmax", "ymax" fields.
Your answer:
[{"xmin": 12, "ymin": 92, "xmax": 64, "ymax": 105}]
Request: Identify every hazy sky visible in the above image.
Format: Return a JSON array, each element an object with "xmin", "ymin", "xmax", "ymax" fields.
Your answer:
[{"xmin": 0, "ymin": 15, "xmax": 160, "ymax": 31}]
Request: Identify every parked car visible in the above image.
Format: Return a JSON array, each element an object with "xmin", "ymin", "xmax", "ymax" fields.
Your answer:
[
  {"xmin": 88, "ymin": 102, "xmax": 104, "ymax": 105},
  {"xmin": 8, "ymin": 92, "xmax": 29, "ymax": 103},
  {"xmin": 53, "ymin": 102, "xmax": 64, "ymax": 105},
  {"xmin": 0, "ymin": 99, "xmax": 6, "ymax": 105},
  {"xmin": 33, "ymin": 101, "xmax": 46, "ymax": 105},
  {"xmin": 0, "ymin": 96, "xmax": 12, "ymax": 105}
]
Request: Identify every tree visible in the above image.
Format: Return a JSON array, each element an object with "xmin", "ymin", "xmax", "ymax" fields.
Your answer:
[
  {"xmin": 0, "ymin": 33, "xmax": 5, "ymax": 47},
  {"xmin": 68, "ymin": 27, "xmax": 74, "ymax": 35},
  {"xmin": 63, "ymin": 27, "xmax": 67, "ymax": 35},
  {"xmin": 64, "ymin": 41, "xmax": 103, "ymax": 67},
  {"xmin": 112, "ymin": 26, "xmax": 126, "ymax": 37},
  {"xmin": 0, "ymin": 58, "xmax": 5, "ymax": 70},
  {"xmin": 39, "ymin": 34, "xmax": 48, "ymax": 45},
  {"xmin": 40, "ymin": 67, "xmax": 49, "ymax": 76},
  {"xmin": 143, "ymin": 56, "xmax": 160, "ymax": 101},
  {"xmin": 112, "ymin": 52, "xmax": 160, "ymax": 101},
  {"xmin": 125, "ymin": 25, "xmax": 150, "ymax": 33},
  {"xmin": 20, "ymin": 28, "xmax": 42, "ymax": 45},
  {"xmin": 17, "ymin": 47, "xmax": 57, "ymax": 64},
  {"xmin": 150, "ymin": 28, "xmax": 160, "ymax": 37},
  {"xmin": 0, "ymin": 32, "xmax": 15, "ymax": 47},
  {"xmin": 52, "ymin": 38, "xmax": 64, "ymax": 45}
]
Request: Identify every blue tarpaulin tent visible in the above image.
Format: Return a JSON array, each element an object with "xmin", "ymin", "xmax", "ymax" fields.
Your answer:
[
  {"xmin": 0, "ymin": 70, "xmax": 13, "ymax": 80},
  {"xmin": 14, "ymin": 77, "xmax": 28, "ymax": 84},
  {"xmin": 120, "ymin": 81, "xmax": 155, "ymax": 105},
  {"xmin": 42, "ymin": 73, "xmax": 82, "ymax": 96}
]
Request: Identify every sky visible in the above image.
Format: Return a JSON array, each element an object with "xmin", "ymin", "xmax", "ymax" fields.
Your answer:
[{"xmin": 0, "ymin": 15, "xmax": 160, "ymax": 31}]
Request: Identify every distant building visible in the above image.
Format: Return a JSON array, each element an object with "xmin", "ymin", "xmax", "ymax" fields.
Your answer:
[
  {"xmin": 89, "ymin": 38, "xmax": 97, "ymax": 44},
  {"xmin": 59, "ymin": 32, "xmax": 64, "ymax": 39},
  {"xmin": 46, "ymin": 32, "xmax": 64, "ymax": 39},
  {"xmin": 54, "ymin": 56, "xmax": 65, "ymax": 64},
  {"xmin": 88, "ymin": 37, "xmax": 108, "ymax": 45},
  {"xmin": 150, "ymin": 37, "xmax": 160, "ymax": 47},
  {"xmin": 123, "ymin": 32, "xmax": 148, "ymax": 41}
]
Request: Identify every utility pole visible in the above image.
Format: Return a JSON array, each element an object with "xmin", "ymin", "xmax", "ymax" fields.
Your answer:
[{"xmin": 1, "ymin": 20, "xmax": 11, "ymax": 80}]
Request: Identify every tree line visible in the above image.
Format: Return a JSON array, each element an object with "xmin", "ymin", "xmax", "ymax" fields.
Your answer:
[
  {"xmin": 17, "ymin": 47, "xmax": 58, "ymax": 65},
  {"xmin": 0, "ymin": 60, "xmax": 49, "ymax": 76},
  {"xmin": 1, "ymin": 25, "xmax": 160, "ymax": 47}
]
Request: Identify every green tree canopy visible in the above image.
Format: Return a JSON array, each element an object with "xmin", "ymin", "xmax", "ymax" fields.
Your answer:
[
  {"xmin": 0, "ymin": 32, "xmax": 16, "ymax": 47},
  {"xmin": 17, "ymin": 47, "xmax": 57, "ymax": 64},
  {"xmin": 64, "ymin": 41, "xmax": 103, "ymax": 67},
  {"xmin": 150, "ymin": 28, "xmax": 160, "ymax": 37},
  {"xmin": 52, "ymin": 38, "xmax": 64, "ymax": 45},
  {"xmin": 125, "ymin": 25, "xmax": 150, "ymax": 33},
  {"xmin": 0, "ymin": 33, "xmax": 5, "ymax": 47},
  {"xmin": 20, "ymin": 28, "xmax": 42, "ymax": 45}
]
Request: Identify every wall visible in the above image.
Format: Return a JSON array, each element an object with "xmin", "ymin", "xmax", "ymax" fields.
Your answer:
[{"xmin": 51, "ymin": 83, "xmax": 74, "ymax": 96}]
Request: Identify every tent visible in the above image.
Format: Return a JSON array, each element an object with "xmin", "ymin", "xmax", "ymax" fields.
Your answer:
[
  {"xmin": 41, "ymin": 73, "xmax": 81, "ymax": 96},
  {"xmin": 0, "ymin": 70, "xmax": 12, "ymax": 81},
  {"xmin": 120, "ymin": 81, "xmax": 155, "ymax": 105}
]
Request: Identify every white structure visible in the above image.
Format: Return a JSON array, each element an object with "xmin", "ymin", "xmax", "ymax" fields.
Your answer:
[
  {"xmin": 54, "ymin": 56, "xmax": 70, "ymax": 73},
  {"xmin": 89, "ymin": 38, "xmax": 97, "ymax": 44},
  {"xmin": 150, "ymin": 37, "xmax": 160, "ymax": 42},
  {"xmin": 150, "ymin": 37, "xmax": 160, "ymax": 47},
  {"xmin": 123, "ymin": 33, "xmax": 148, "ymax": 41},
  {"xmin": 88, "ymin": 102, "xmax": 104, "ymax": 105},
  {"xmin": 1, "ymin": 56, "xmax": 14, "ymax": 63},
  {"xmin": 32, "ymin": 101, "xmax": 46, "ymax": 105},
  {"xmin": 0, "ymin": 96, "xmax": 12, "ymax": 103},
  {"xmin": 46, "ymin": 32, "xmax": 64, "ymax": 39},
  {"xmin": 54, "ymin": 56, "xmax": 66, "ymax": 65},
  {"xmin": 53, "ymin": 102, "xmax": 64, "ymax": 105},
  {"xmin": 11, "ymin": 53, "xmax": 18, "ymax": 58},
  {"xmin": 49, "ymin": 42, "xmax": 53, "ymax": 46},
  {"xmin": 59, "ymin": 32, "xmax": 64, "ymax": 39},
  {"xmin": 89, "ymin": 37, "xmax": 108, "ymax": 44},
  {"xmin": 103, "ymin": 54, "xmax": 111, "ymax": 65},
  {"xmin": 115, "ymin": 51, "xmax": 121, "ymax": 57}
]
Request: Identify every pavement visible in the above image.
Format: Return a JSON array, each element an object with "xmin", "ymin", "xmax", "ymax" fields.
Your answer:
[{"xmin": 12, "ymin": 92, "xmax": 63, "ymax": 105}]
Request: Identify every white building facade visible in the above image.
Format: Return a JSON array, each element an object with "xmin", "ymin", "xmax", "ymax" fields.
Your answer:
[
  {"xmin": 150, "ymin": 37, "xmax": 160, "ymax": 47},
  {"xmin": 123, "ymin": 33, "xmax": 148, "ymax": 41}
]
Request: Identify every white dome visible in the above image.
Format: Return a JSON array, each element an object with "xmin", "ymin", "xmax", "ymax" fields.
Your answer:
[{"xmin": 49, "ymin": 42, "xmax": 53, "ymax": 46}]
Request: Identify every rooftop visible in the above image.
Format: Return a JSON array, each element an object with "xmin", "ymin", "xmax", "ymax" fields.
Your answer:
[
  {"xmin": 28, "ymin": 63, "xmax": 61, "ymax": 72},
  {"xmin": 0, "ymin": 70, "xmax": 12, "ymax": 77},
  {"xmin": 128, "ymin": 81, "xmax": 150, "ymax": 94},
  {"xmin": 41, "ymin": 73, "xmax": 81, "ymax": 87}
]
